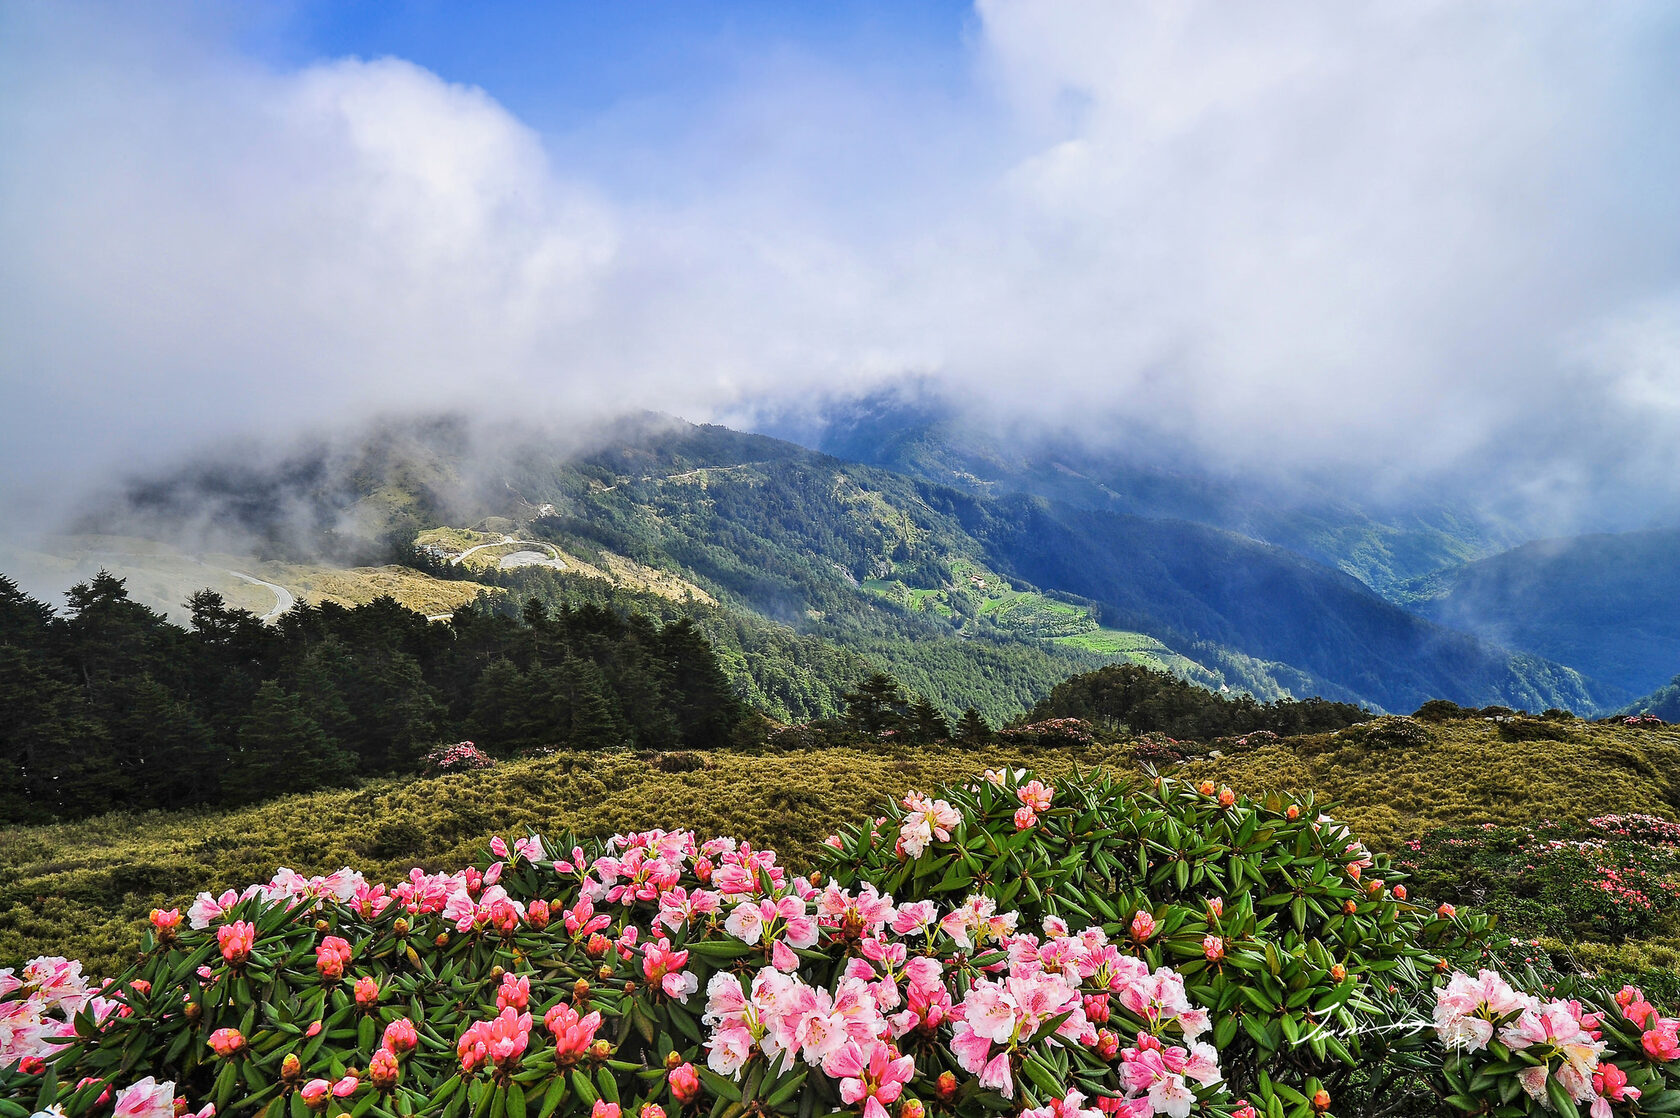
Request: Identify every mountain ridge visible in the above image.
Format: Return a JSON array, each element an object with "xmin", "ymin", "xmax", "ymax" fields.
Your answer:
[{"xmin": 59, "ymin": 411, "xmax": 1615, "ymax": 716}]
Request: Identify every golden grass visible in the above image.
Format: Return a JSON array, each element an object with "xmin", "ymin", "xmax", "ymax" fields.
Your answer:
[
  {"xmin": 6, "ymin": 718, "xmax": 1677, "ymax": 977},
  {"xmin": 1189, "ymin": 718, "xmax": 1680, "ymax": 852},
  {"xmin": 256, "ymin": 562, "xmax": 498, "ymax": 615}
]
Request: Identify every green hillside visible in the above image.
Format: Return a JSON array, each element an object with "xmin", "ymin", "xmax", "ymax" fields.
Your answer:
[
  {"xmin": 798, "ymin": 390, "xmax": 1518, "ymax": 597},
  {"xmin": 94, "ymin": 414, "xmax": 1613, "ymax": 714},
  {"xmin": 1627, "ymin": 674, "xmax": 1680, "ymax": 720}
]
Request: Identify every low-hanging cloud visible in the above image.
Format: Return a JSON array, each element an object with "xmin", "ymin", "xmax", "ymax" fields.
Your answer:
[{"xmin": 3, "ymin": 0, "xmax": 1679, "ymax": 533}]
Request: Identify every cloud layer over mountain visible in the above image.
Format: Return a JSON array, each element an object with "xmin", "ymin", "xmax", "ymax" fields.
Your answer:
[{"xmin": 4, "ymin": 1, "xmax": 1678, "ymax": 528}]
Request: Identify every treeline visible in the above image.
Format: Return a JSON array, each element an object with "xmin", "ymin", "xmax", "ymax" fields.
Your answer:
[
  {"xmin": 0, "ymin": 572, "xmax": 749, "ymax": 822},
  {"xmin": 440, "ymin": 559, "xmax": 1095, "ymax": 728},
  {"xmin": 1620, "ymin": 674, "xmax": 1680, "ymax": 723},
  {"xmin": 1028, "ymin": 662, "xmax": 1369, "ymax": 740}
]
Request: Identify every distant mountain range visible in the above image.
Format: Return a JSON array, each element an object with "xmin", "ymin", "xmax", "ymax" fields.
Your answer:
[
  {"xmin": 782, "ymin": 388, "xmax": 1520, "ymax": 598},
  {"xmin": 1399, "ymin": 528, "xmax": 1680, "ymax": 702},
  {"xmin": 66, "ymin": 408, "xmax": 1635, "ymax": 718}
]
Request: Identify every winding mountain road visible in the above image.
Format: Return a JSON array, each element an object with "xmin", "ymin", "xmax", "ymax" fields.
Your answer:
[
  {"xmin": 226, "ymin": 570, "xmax": 296, "ymax": 622},
  {"xmin": 451, "ymin": 536, "xmax": 566, "ymax": 569}
]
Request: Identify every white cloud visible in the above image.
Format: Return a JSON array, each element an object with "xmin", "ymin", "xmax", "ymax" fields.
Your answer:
[{"xmin": 2, "ymin": 1, "xmax": 1679, "ymax": 528}]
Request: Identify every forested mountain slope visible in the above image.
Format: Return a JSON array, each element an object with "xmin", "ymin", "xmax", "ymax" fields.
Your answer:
[
  {"xmin": 89, "ymin": 414, "xmax": 1611, "ymax": 714},
  {"xmin": 790, "ymin": 391, "xmax": 1516, "ymax": 597}
]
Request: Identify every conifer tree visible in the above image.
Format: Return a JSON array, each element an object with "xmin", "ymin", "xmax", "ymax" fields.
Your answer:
[
  {"xmin": 223, "ymin": 681, "xmax": 355, "ymax": 802},
  {"xmin": 908, "ymin": 696, "xmax": 951, "ymax": 744},
  {"xmin": 659, "ymin": 617, "xmax": 744, "ymax": 748},
  {"xmin": 468, "ymin": 658, "xmax": 527, "ymax": 752},
  {"xmin": 842, "ymin": 672, "xmax": 909, "ymax": 736},
  {"xmin": 955, "ymin": 706, "xmax": 991, "ymax": 744},
  {"xmin": 566, "ymin": 657, "xmax": 622, "ymax": 749}
]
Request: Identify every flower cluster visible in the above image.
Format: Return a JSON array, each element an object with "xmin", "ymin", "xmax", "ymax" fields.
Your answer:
[
  {"xmin": 896, "ymin": 792, "xmax": 961, "ymax": 859},
  {"xmin": 1435, "ymin": 970, "xmax": 1679, "ymax": 1117},
  {"xmin": 6, "ymin": 766, "xmax": 1677, "ymax": 1118},
  {"xmin": 994, "ymin": 718, "xmax": 1099, "ymax": 748},
  {"xmin": 425, "ymin": 740, "xmax": 497, "ymax": 771},
  {"xmin": 0, "ymin": 956, "xmax": 103, "ymax": 1071}
]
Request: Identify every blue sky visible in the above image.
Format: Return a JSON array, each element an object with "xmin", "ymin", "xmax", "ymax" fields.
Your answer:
[
  {"xmin": 246, "ymin": 2, "xmax": 979, "ymax": 187},
  {"xmin": 3, "ymin": 1, "xmax": 1680, "ymax": 528}
]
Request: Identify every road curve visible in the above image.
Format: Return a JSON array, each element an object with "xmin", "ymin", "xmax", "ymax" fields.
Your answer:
[
  {"xmin": 451, "ymin": 537, "xmax": 566, "ymax": 569},
  {"xmin": 227, "ymin": 570, "xmax": 296, "ymax": 623}
]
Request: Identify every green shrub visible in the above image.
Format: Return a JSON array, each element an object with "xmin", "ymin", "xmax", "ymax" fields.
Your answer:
[
  {"xmin": 1334, "ymin": 717, "xmax": 1430, "ymax": 752},
  {"xmin": 820, "ymin": 770, "xmax": 1490, "ymax": 1110}
]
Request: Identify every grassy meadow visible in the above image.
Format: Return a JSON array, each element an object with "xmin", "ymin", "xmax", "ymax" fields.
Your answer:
[{"xmin": 4, "ymin": 718, "xmax": 1678, "ymax": 981}]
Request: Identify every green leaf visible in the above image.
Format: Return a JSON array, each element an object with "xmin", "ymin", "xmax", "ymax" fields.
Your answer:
[
  {"xmin": 698, "ymin": 1067, "xmax": 742, "ymax": 1103},
  {"xmin": 535, "ymin": 1076, "xmax": 567, "ymax": 1118}
]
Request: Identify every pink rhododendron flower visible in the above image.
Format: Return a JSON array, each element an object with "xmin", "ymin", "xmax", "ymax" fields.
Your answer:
[
  {"xmin": 496, "ymin": 974, "xmax": 529, "ymax": 1012},
  {"xmin": 1021, "ymin": 1090, "xmax": 1103, "ymax": 1118},
  {"xmin": 546, "ymin": 1001, "xmax": 603, "ymax": 1062},
  {"xmin": 827, "ymin": 1039, "xmax": 915, "ymax": 1118},
  {"xmin": 188, "ymin": 889, "xmax": 241, "ymax": 930},
  {"xmin": 112, "ymin": 1076, "xmax": 177, "ymax": 1118},
  {"xmin": 890, "ymin": 901, "xmax": 937, "ymax": 936},
  {"xmin": 668, "ymin": 1061, "xmax": 701, "ymax": 1103},
  {"xmin": 1434, "ymin": 970, "xmax": 1533, "ymax": 1052},
  {"xmin": 1644, "ymin": 1022, "xmax": 1680, "ymax": 1062},
  {"xmin": 216, "ymin": 922, "xmax": 254, "ymax": 967},
  {"xmin": 369, "ymin": 1047, "xmax": 400, "ymax": 1091},
  {"xmin": 642, "ymin": 938, "xmax": 697, "ymax": 1001},
  {"xmin": 315, "ymin": 936, "xmax": 353, "ymax": 982},
  {"xmin": 724, "ymin": 901, "xmax": 766, "ymax": 945},
  {"xmin": 771, "ymin": 939, "xmax": 800, "ymax": 973},
  {"xmin": 207, "ymin": 1028, "xmax": 244, "ymax": 1058},
  {"xmin": 458, "ymin": 1007, "xmax": 532, "ymax": 1075},
  {"xmin": 898, "ymin": 793, "xmax": 960, "ymax": 859},
  {"xmin": 1017, "ymin": 780, "xmax": 1054, "ymax": 812},
  {"xmin": 1592, "ymin": 1062, "xmax": 1640, "ymax": 1117}
]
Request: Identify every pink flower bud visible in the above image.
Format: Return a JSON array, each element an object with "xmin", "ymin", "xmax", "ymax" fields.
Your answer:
[
  {"xmin": 668, "ymin": 1062, "xmax": 702, "ymax": 1104},
  {"xmin": 208, "ymin": 1028, "xmax": 245, "ymax": 1057},
  {"xmin": 300, "ymin": 1079, "xmax": 331, "ymax": 1110},
  {"xmin": 382, "ymin": 1017, "xmax": 418, "ymax": 1054},
  {"xmin": 369, "ymin": 1048, "xmax": 400, "ymax": 1091}
]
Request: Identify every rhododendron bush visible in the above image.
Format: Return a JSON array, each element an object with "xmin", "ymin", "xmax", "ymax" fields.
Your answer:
[{"xmin": 1, "ymin": 770, "xmax": 1677, "ymax": 1118}]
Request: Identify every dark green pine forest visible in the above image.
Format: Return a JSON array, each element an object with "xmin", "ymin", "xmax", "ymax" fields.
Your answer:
[{"xmin": 0, "ymin": 571, "xmax": 748, "ymax": 822}]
